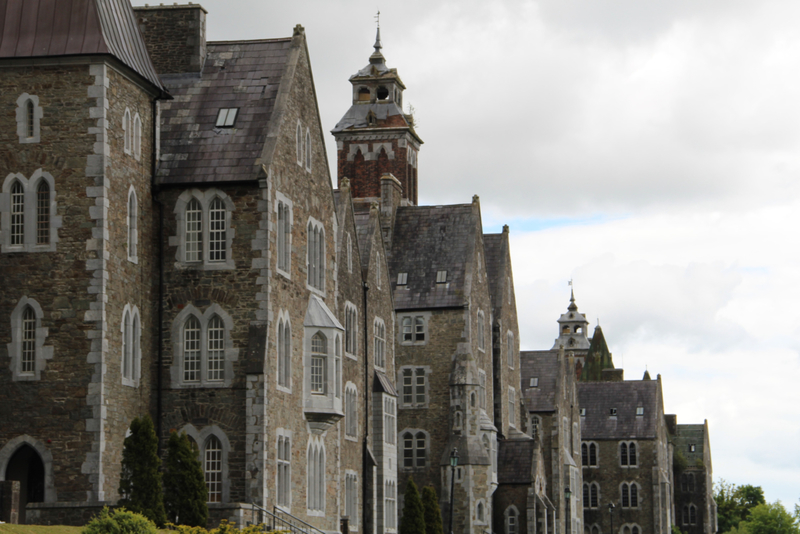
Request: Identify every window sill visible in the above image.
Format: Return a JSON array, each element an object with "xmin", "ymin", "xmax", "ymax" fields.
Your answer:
[
  {"xmin": 277, "ymin": 267, "xmax": 291, "ymax": 280},
  {"xmin": 127, "ymin": 255, "xmax": 138, "ymax": 264},
  {"xmin": 400, "ymin": 340, "xmax": 427, "ymax": 346},
  {"xmin": 345, "ymin": 434, "xmax": 359, "ymax": 442},
  {"xmin": 346, "ymin": 352, "xmax": 358, "ymax": 361},
  {"xmin": 276, "ymin": 385, "xmax": 292, "ymax": 394},
  {"xmin": 175, "ymin": 260, "xmax": 236, "ymax": 271}
]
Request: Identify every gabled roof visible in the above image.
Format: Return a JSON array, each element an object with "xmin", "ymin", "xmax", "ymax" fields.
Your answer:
[
  {"xmin": 0, "ymin": 0, "xmax": 163, "ymax": 90},
  {"xmin": 498, "ymin": 438, "xmax": 534, "ymax": 484},
  {"xmin": 353, "ymin": 206, "xmax": 376, "ymax": 275},
  {"xmin": 389, "ymin": 203, "xmax": 477, "ymax": 309},
  {"xmin": 304, "ymin": 294, "xmax": 343, "ymax": 330},
  {"xmin": 578, "ymin": 380, "xmax": 660, "ymax": 440},
  {"xmin": 156, "ymin": 37, "xmax": 293, "ymax": 184},
  {"xmin": 520, "ymin": 350, "xmax": 559, "ymax": 413}
]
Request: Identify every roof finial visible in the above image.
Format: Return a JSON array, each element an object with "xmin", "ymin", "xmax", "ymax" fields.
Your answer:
[
  {"xmin": 568, "ymin": 279, "xmax": 577, "ymax": 311},
  {"xmin": 374, "ymin": 10, "xmax": 382, "ymax": 51},
  {"xmin": 369, "ymin": 10, "xmax": 386, "ymax": 68}
]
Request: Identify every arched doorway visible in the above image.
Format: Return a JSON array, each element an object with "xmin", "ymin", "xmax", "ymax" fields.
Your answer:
[{"xmin": 5, "ymin": 445, "xmax": 45, "ymax": 523}]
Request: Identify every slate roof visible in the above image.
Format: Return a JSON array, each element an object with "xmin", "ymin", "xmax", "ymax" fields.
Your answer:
[
  {"xmin": 353, "ymin": 206, "xmax": 375, "ymax": 275},
  {"xmin": 156, "ymin": 38, "xmax": 292, "ymax": 185},
  {"xmin": 578, "ymin": 381, "xmax": 660, "ymax": 440},
  {"xmin": 483, "ymin": 233, "xmax": 506, "ymax": 312},
  {"xmin": 389, "ymin": 204, "xmax": 476, "ymax": 310},
  {"xmin": 0, "ymin": 0, "xmax": 163, "ymax": 90},
  {"xmin": 520, "ymin": 350, "xmax": 559, "ymax": 412},
  {"xmin": 497, "ymin": 438, "xmax": 534, "ymax": 484},
  {"xmin": 373, "ymin": 371, "xmax": 398, "ymax": 396}
]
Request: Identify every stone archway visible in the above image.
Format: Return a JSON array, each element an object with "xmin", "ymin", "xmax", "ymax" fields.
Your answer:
[{"xmin": 5, "ymin": 445, "xmax": 45, "ymax": 523}]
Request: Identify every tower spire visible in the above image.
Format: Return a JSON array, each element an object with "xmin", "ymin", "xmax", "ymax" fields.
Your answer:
[{"xmin": 370, "ymin": 12, "xmax": 386, "ymax": 67}]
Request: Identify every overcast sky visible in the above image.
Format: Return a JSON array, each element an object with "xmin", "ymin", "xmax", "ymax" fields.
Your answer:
[{"xmin": 133, "ymin": 0, "xmax": 800, "ymax": 506}]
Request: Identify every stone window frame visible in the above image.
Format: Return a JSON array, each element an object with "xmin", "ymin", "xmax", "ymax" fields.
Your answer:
[
  {"xmin": 345, "ymin": 381, "xmax": 358, "ymax": 441},
  {"xmin": 475, "ymin": 499, "xmax": 487, "ymax": 525},
  {"xmin": 400, "ymin": 428, "xmax": 428, "ymax": 470},
  {"xmin": 127, "ymin": 186, "xmax": 138, "ymax": 263},
  {"xmin": 347, "ymin": 233, "xmax": 353, "ymax": 273},
  {"xmin": 508, "ymin": 386, "xmax": 516, "ymax": 428},
  {"xmin": 276, "ymin": 428, "xmax": 292, "ymax": 511},
  {"xmin": 619, "ymin": 440, "xmax": 638, "ymax": 468},
  {"xmin": 0, "ymin": 435, "xmax": 56, "ymax": 502},
  {"xmin": 682, "ymin": 504, "xmax": 697, "ymax": 526},
  {"xmin": 169, "ymin": 303, "xmax": 239, "ymax": 388},
  {"xmin": 171, "ymin": 189, "xmax": 236, "ymax": 270},
  {"xmin": 373, "ymin": 317, "xmax": 386, "ymax": 369},
  {"xmin": 305, "ymin": 127, "xmax": 312, "ymax": 172},
  {"xmin": 120, "ymin": 304, "xmax": 141, "ymax": 387},
  {"xmin": 504, "ymin": 505, "xmax": 519, "ymax": 534},
  {"xmin": 133, "ymin": 113, "xmax": 142, "ymax": 161},
  {"xmin": 1, "ymin": 170, "xmax": 59, "ymax": 253},
  {"xmin": 123, "ymin": 108, "xmax": 132, "ymax": 155},
  {"xmin": 345, "ymin": 469, "xmax": 359, "ymax": 529},
  {"xmin": 383, "ymin": 394, "xmax": 396, "ymax": 446},
  {"xmin": 398, "ymin": 312, "xmax": 429, "ymax": 345},
  {"xmin": 478, "ymin": 369, "xmax": 487, "ymax": 410},
  {"xmin": 275, "ymin": 192, "xmax": 293, "ymax": 278},
  {"xmin": 507, "ymin": 331, "xmax": 515, "ymax": 368},
  {"xmin": 276, "ymin": 310, "xmax": 292, "ymax": 393},
  {"xmin": 180, "ymin": 424, "xmax": 231, "ymax": 504},
  {"xmin": 375, "ymin": 251, "xmax": 381, "ymax": 290},
  {"xmin": 620, "ymin": 524, "xmax": 641, "ymax": 534},
  {"xmin": 384, "ymin": 479, "xmax": 397, "ymax": 531},
  {"xmin": 581, "ymin": 441, "xmax": 599, "ymax": 468},
  {"xmin": 477, "ymin": 309, "xmax": 486, "ymax": 352},
  {"xmin": 16, "ymin": 93, "xmax": 42, "ymax": 144},
  {"xmin": 620, "ymin": 481, "xmax": 640, "ymax": 509},
  {"xmin": 7, "ymin": 297, "xmax": 52, "ymax": 381},
  {"xmin": 398, "ymin": 366, "xmax": 430, "ymax": 409},
  {"xmin": 306, "ymin": 217, "xmax": 326, "ymax": 293},
  {"xmin": 530, "ymin": 414, "xmax": 540, "ymax": 440},
  {"xmin": 582, "ymin": 482, "xmax": 600, "ymax": 509},
  {"xmin": 296, "ymin": 120, "xmax": 304, "ymax": 168},
  {"xmin": 306, "ymin": 436, "xmax": 326, "ymax": 516},
  {"xmin": 344, "ymin": 302, "xmax": 358, "ymax": 359}
]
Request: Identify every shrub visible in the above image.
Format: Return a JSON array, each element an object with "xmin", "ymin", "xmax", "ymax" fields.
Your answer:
[
  {"xmin": 164, "ymin": 431, "xmax": 208, "ymax": 526},
  {"xmin": 83, "ymin": 507, "xmax": 158, "ymax": 534},
  {"xmin": 400, "ymin": 477, "xmax": 426, "ymax": 534},
  {"xmin": 422, "ymin": 486, "xmax": 443, "ymax": 534},
  {"xmin": 118, "ymin": 415, "xmax": 167, "ymax": 527}
]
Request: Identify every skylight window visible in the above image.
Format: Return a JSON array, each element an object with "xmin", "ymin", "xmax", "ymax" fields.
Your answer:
[
  {"xmin": 216, "ymin": 108, "xmax": 239, "ymax": 128},
  {"xmin": 636, "ymin": 406, "xmax": 644, "ymax": 416},
  {"xmin": 436, "ymin": 270, "xmax": 447, "ymax": 283},
  {"xmin": 529, "ymin": 377, "xmax": 538, "ymax": 387},
  {"xmin": 609, "ymin": 408, "xmax": 617, "ymax": 416},
  {"xmin": 397, "ymin": 273, "xmax": 408, "ymax": 285}
]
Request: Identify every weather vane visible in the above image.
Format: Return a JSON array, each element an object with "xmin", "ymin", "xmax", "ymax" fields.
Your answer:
[
  {"xmin": 568, "ymin": 279, "xmax": 572, "ymax": 286},
  {"xmin": 375, "ymin": 10, "xmax": 380, "ymax": 29}
]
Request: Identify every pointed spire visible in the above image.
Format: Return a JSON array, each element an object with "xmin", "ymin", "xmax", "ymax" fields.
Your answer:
[
  {"xmin": 568, "ymin": 287, "xmax": 578, "ymax": 312},
  {"xmin": 369, "ymin": 13, "xmax": 386, "ymax": 68}
]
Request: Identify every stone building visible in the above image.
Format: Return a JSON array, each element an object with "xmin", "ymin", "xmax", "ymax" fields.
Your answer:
[
  {"xmin": 669, "ymin": 418, "xmax": 717, "ymax": 534},
  {"xmin": 331, "ymin": 34, "xmax": 523, "ymax": 534},
  {"xmin": 0, "ymin": 1, "xmax": 400, "ymax": 530}
]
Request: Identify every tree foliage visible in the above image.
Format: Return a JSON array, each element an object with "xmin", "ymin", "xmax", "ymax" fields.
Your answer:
[
  {"xmin": 736, "ymin": 502, "xmax": 800, "ymax": 534},
  {"xmin": 714, "ymin": 479, "xmax": 765, "ymax": 533},
  {"xmin": 83, "ymin": 507, "xmax": 158, "ymax": 534},
  {"xmin": 422, "ymin": 486, "xmax": 443, "ymax": 534},
  {"xmin": 118, "ymin": 415, "xmax": 167, "ymax": 527},
  {"xmin": 400, "ymin": 477, "xmax": 426, "ymax": 534},
  {"xmin": 163, "ymin": 431, "xmax": 208, "ymax": 526}
]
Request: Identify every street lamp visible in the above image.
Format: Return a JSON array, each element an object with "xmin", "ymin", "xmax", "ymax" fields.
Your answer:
[
  {"xmin": 608, "ymin": 503, "xmax": 615, "ymax": 534},
  {"xmin": 564, "ymin": 487, "xmax": 572, "ymax": 534},
  {"xmin": 448, "ymin": 448, "xmax": 459, "ymax": 534}
]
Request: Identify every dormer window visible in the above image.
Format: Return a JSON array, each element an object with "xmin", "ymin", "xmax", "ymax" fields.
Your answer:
[
  {"xmin": 358, "ymin": 87, "xmax": 371, "ymax": 101},
  {"xmin": 215, "ymin": 108, "xmax": 239, "ymax": 128},
  {"xmin": 580, "ymin": 408, "xmax": 586, "ymax": 416},
  {"xmin": 376, "ymin": 86, "xmax": 389, "ymax": 100},
  {"xmin": 529, "ymin": 378, "xmax": 538, "ymax": 387},
  {"xmin": 610, "ymin": 408, "xmax": 617, "ymax": 416},
  {"xmin": 436, "ymin": 270, "xmax": 447, "ymax": 284},
  {"xmin": 636, "ymin": 406, "xmax": 644, "ymax": 416},
  {"xmin": 397, "ymin": 273, "xmax": 408, "ymax": 285},
  {"xmin": 367, "ymin": 112, "xmax": 377, "ymax": 127}
]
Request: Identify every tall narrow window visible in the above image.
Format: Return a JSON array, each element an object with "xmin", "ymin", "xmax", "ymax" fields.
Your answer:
[
  {"xmin": 346, "ymin": 386, "xmax": 357, "ymax": 437},
  {"xmin": 11, "ymin": 181, "xmax": 24, "ymax": 246},
  {"xmin": 507, "ymin": 331, "xmax": 514, "ymax": 368},
  {"xmin": 384, "ymin": 397, "xmax": 396, "ymax": 444},
  {"xmin": 123, "ymin": 109, "xmax": 131, "ymax": 154},
  {"xmin": 133, "ymin": 114, "xmax": 142, "ymax": 160},
  {"xmin": 385, "ymin": 481, "xmax": 396, "ymax": 530},
  {"xmin": 582, "ymin": 443, "xmax": 588, "ymax": 466},
  {"xmin": 689, "ymin": 504, "xmax": 697, "ymax": 525},
  {"xmin": 335, "ymin": 335, "xmax": 341, "ymax": 398},
  {"xmin": 277, "ymin": 200, "xmax": 291, "ymax": 272},
  {"xmin": 305, "ymin": 129, "xmax": 312, "ymax": 170},
  {"xmin": 277, "ymin": 435, "xmax": 291, "ymax": 507},
  {"xmin": 506, "ymin": 507, "xmax": 518, "ymax": 534},
  {"xmin": 122, "ymin": 309, "xmax": 132, "ymax": 380},
  {"xmin": 509, "ymin": 387, "xmax": 516, "ymax": 426},
  {"xmin": 127, "ymin": 189, "xmax": 137, "ymax": 260},
  {"xmin": 183, "ymin": 316, "xmax": 201, "ymax": 382},
  {"xmin": 296, "ymin": 122, "xmax": 303, "ymax": 166},
  {"xmin": 207, "ymin": 315, "xmax": 224, "ymax": 381},
  {"xmin": 311, "ymin": 333, "xmax": 327, "ymax": 394},
  {"xmin": 345, "ymin": 304, "xmax": 357, "ymax": 355},
  {"xmin": 208, "ymin": 198, "xmax": 226, "ymax": 262},
  {"xmin": 205, "ymin": 435, "xmax": 223, "ymax": 503},
  {"xmin": 630, "ymin": 484, "xmax": 638, "ymax": 507},
  {"xmin": 589, "ymin": 443, "xmax": 598, "ymax": 466},
  {"xmin": 620, "ymin": 442, "xmax": 629, "ymax": 466},
  {"xmin": 21, "ymin": 306, "xmax": 36, "ymax": 375},
  {"xmin": 629, "ymin": 442, "xmax": 637, "ymax": 466},
  {"xmin": 477, "ymin": 311, "xmax": 485, "ymax": 350},
  {"xmin": 374, "ymin": 319, "xmax": 386, "ymax": 367},
  {"xmin": 591, "ymin": 483, "xmax": 598, "ymax": 508},
  {"xmin": 185, "ymin": 198, "xmax": 202, "ymax": 262},
  {"xmin": 26, "ymin": 100, "xmax": 35, "ymax": 139},
  {"xmin": 278, "ymin": 319, "xmax": 291, "ymax": 389},
  {"xmin": 36, "ymin": 181, "xmax": 49, "ymax": 245},
  {"xmin": 622, "ymin": 483, "xmax": 629, "ymax": 508}
]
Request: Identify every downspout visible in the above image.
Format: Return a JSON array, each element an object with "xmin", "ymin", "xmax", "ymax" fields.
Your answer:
[
  {"xmin": 362, "ymin": 280, "xmax": 370, "ymax": 532},
  {"xmin": 151, "ymin": 97, "xmax": 165, "ymax": 448}
]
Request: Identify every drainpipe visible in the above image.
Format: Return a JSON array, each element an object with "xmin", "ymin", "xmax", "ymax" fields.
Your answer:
[
  {"xmin": 362, "ymin": 280, "xmax": 370, "ymax": 533},
  {"xmin": 151, "ymin": 97, "xmax": 164, "ymax": 449}
]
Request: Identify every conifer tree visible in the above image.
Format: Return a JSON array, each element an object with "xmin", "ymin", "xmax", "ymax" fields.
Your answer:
[
  {"xmin": 400, "ymin": 477, "xmax": 426, "ymax": 534},
  {"xmin": 118, "ymin": 415, "xmax": 166, "ymax": 527},
  {"xmin": 163, "ymin": 431, "xmax": 208, "ymax": 526},
  {"xmin": 422, "ymin": 486, "xmax": 444, "ymax": 534}
]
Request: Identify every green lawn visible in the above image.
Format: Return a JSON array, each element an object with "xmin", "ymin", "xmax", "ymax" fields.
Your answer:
[{"xmin": 0, "ymin": 526, "xmax": 82, "ymax": 534}]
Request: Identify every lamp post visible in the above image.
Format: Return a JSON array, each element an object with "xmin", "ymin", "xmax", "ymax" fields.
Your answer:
[
  {"xmin": 448, "ymin": 448, "xmax": 459, "ymax": 534},
  {"xmin": 564, "ymin": 487, "xmax": 572, "ymax": 534},
  {"xmin": 608, "ymin": 503, "xmax": 615, "ymax": 534}
]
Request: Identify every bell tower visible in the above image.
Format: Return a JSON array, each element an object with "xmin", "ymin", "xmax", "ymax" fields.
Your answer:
[{"xmin": 332, "ymin": 28, "xmax": 422, "ymax": 205}]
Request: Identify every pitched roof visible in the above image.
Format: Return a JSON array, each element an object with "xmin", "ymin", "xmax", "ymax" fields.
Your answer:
[
  {"xmin": 389, "ymin": 204, "xmax": 477, "ymax": 309},
  {"xmin": 520, "ymin": 350, "xmax": 559, "ymax": 413},
  {"xmin": 497, "ymin": 438, "xmax": 534, "ymax": 484},
  {"xmin": 353, "ymin": 206, "xmax": 375, "ymax": 275},
  {"xmin": 0, "ymin": 0, "xmax": 163, "ymax": 90},
  {"xmin": 578, "ymin": 381, "xmax": 660, "ymax": 440},
  {"xmin": 156, "ymin": 38, "xmax": 292, "ymax": 185}
]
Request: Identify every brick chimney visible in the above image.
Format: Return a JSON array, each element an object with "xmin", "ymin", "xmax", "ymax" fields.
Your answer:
[{"xmin": 134, "ymin": 3, "xmax": 207, "ymax": 75}]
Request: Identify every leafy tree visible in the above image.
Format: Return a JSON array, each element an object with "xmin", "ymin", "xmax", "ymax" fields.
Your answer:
[
  {"xmin": 740, "ymin": 502, "xmax": 800, "ymax": 534},
  {"xmin": 671, "ymin": 525, "xmax": 685, "ymax": 534},
  {"xmin": 400, "ymin": 477, "xmax": 426, "ymax": 534},
  {"xmin": 82, "ymin": 507, "xmax": 157, "ymax": 534},
  {"xmin": 118, "ymin": 415, "xmax": 167, "ymax": 527},
  {"xmin": 715, "ymin": 480, "xmax": 765, "ymax": 533},
  {"xmin": 163, "ymin": 431, "xmax": 208, "ymax": 526},
  {"xmin": 422, "ymin": 486, "xmax": 443, "ymax": 534}
]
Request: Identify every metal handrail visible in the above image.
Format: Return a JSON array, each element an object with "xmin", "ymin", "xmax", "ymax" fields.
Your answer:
[
  {"xmin": 273, "ymin": 506, "xmax": 325, "ymax": 534},
  {"xmin": 249, "ymin": 503, "xmax": 299, "ymax": 534}
]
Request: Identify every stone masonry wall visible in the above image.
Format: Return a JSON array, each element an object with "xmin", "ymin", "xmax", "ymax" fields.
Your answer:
[{"xmin": 134, "ymin": 5, "xmax": 207, "ymax": 75}]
